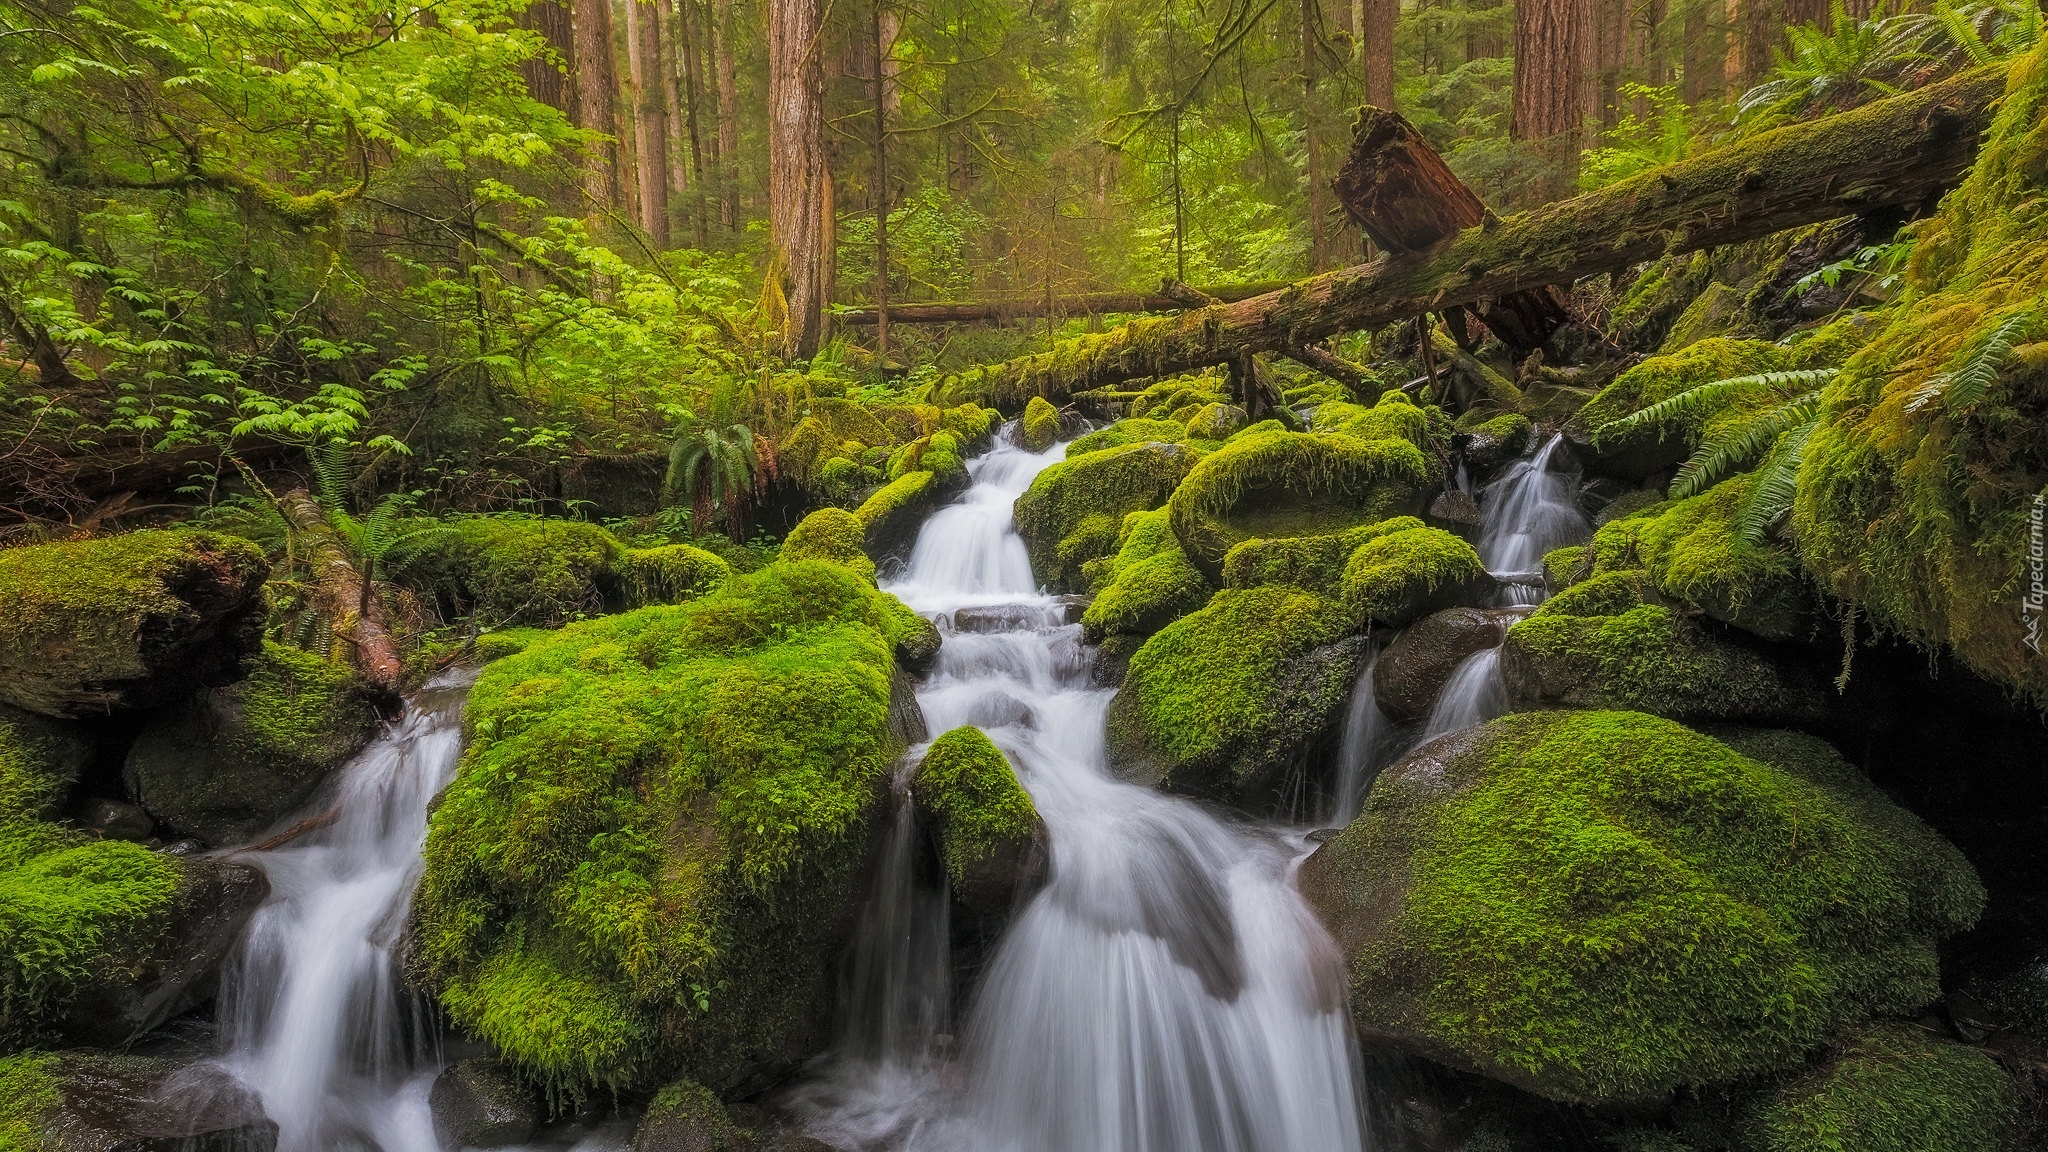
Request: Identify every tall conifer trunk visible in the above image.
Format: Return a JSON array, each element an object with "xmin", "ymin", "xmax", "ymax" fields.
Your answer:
[
  {"xmin": 1510, "ymin": 0, "xmax": 1593, "ymax": 200},
  {"xmin": 1360, "ymin": 0, "xmax": 1394, "ymax": 108},
  {"xmin": 714, "ymin": 0, "xmax": 742, "ymax": 229},
  {"xmin": 573, "ymin": 0, "xmax": 626, "ymax": 207},
  {"xmin": 770, "ymin": 0, "xmax": 830, "ymax": 356},
  {"xmin": 627, "ymin": 0, "xmax": 672, "ymax": 245}
]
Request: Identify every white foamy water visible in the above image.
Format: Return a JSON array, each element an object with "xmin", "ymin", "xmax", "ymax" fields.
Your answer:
[
  {"xmin": 795, "ymin": 434, "xmax": 1370, "ymax": 1152},
  {"xmin": 1477, "ymin": 434, "xmax": 1588, "ymax": 607}
]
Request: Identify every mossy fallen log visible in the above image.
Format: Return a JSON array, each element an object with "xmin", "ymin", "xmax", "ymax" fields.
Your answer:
[{"xmin": 940, "ymin": 65, "xmax": 2007, "ymax": 412}]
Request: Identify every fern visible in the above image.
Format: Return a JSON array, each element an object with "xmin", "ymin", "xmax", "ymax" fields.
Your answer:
[
  {"xmin": 1671, "ymin": 389, "xmax": 1824, "ymax": 499},
  {"xmin": 1593, "ymin": 369, "xmax": 1837, "ymax": 446},
  {"xmin": 311, "ymin": 439, "xmax": 353, "ymax": 512},
  {"xmin": 1905, "ymin": 307, "xmax": 2036, "ymax": 414},
  {"xmin": 1734, "ymin": 416, "xmax": 1819, "ymax": 543}
]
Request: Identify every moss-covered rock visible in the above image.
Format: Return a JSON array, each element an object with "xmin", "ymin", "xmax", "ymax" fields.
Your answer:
[
  {"xmin": 1065, "ymin": 417, "xmax": 1187, "ymax": 457},
  {"xmin": 1184, "ymin": 402, "xmax": 1248, "ymax": 440},
  {"xmin": 1594, "ymin": 480, "xmax": 1815, "ymax": 641},
  {"xmin": 1457, "ymin": 413, "xmax": 1536, "ymax": 481},
  {"xmin": 1740, "ymin": 1024, "xmax": 2019, "ymax": 1152},
  {"xmin": 1167, "ymin": 427, "xmax": 1431, "ymax": 581},
  {"xmin": 1220, "ymin": 516, "xmax": 1425, "ymax": 599},
  {"xmin": 389, "ymin": 517, "xmax": 726, "ymax": 626},
  {"xmin": 1792, "ymin": 42, "xmax": 2048, "ymax": 707},
  {"xmin": 1013, "ymin": 442, "xmax": 1195, "ymax": 591},
  {"xmin": 1340, "ymin": 525, "xmax": 1492, "ymax": 628},
  {"xmin": 1500, "ymin": 600, "xmax": 1827, "ymax": 726},
  {"xmin": 781, "ymin": 507, "xmax": 877, "ymax": 581},
  {"xmin": 911, "ymin": 727, "xmax": 1045, "ymax": 915},
  {"xmin": 0, "ymin": 530, "xmax": 268, "ymax": 718},
  {"xmin": 853, "ymin": 469, "xmax": 940, "ymax": 559},
  {"xmin": 615, "ymin": 545, "xmax": 733, "ymax": 607},
  {"xmin": 1020, "ymin": 396, "xmax": 1061, "ymax": 452},
  {"xmin": 1080, "ymin": 510, "xmax": 1213, "ymax": 643},
  {"xmin": 632, "ymin": 1078, "xmax": 755, "ymax": 1152},
  {"xmin": 124, "ymin": 641, "xmax": 381, "ymax": 845},
  {"xmin": 1104, "ymin": 587, "xmax": 1367, "ymax": 809},
  {"xmin": 1299, "ymin": 711, "xmax": 1983, "ymax": 1107},
  {"xmin": 412, "ymin": 560, "xmax": 928, "ymax": 1101},
  {"xmin": 0, "ymin": 1051, "xmax": 278, "ymax": 1151},
  {"xmin": 1566, "ymin": 338, "xmax": 1788, "ymax": 480}
]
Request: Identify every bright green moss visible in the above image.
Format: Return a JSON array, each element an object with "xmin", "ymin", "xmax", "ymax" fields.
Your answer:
[
  {"xmin": 1222, "ymin": 516, "xmax": 1425, "ymax": 597},
  {"xmin": 1782, "ymin": 313, "xmax": 1876, "ymax": 370},
  {"xmin": 912, "ymin": 727, "xmax": 1038, "ymax": 893},
  {"xmin": 940, "ymin": 402, "xmax": 999, "ymax": 449},
  {"xmin": 1311, "ymin": 391, "xmax": 1435, "ymax": 452},
  {"xmin": 1571, "ymin": 337, "xmax": 1788, "ymax": 456},
  {"xmin": 1745, "ymin": 1024, "xmax": 2019, "ymax": 1152},
  {"xmin": 1539, "ymin": 570, "xmax": 1653, "ymax": 618},
  {"xmin": 1013, "ymin": 443, "xmax": 1194, "ymax": 590},
  {"xmin": 1167, "ymin": 428, "xmax": 1431, "ymax": 579},
  {"xmin": 853, "ymin": 469, "xmax": 937, "ymax": 553},
  {"xmin": 0, "ymin": 1052, "xmax": 58, "ymax": 1151},
  {"xmin": 1306, "ymin": 711, "xmax": 1983, "ymax": 1106},
  {"xmin": 387, "ymin": 517, "xmax": 622, "ymax": 625},
  {"xmin": 1020, "ymin": 396, "xmax": 1061, "ymax": 452},
  {"xmin": 1503, "ymin": 604, "xmax": 1818, "ymax": 721},
  {"xmin": 1105, "ymin": 586, "xmax": 1357, "ymax": 802},
  {"xmin": 472, "ymin": 628, "xmax": 546, "ymax": 664},
  {"xmin": 1542, "ymin": 545, "xmax": 1588, "ymax": 590},
  {"xmin": 1594, "ymin": 478, "xmax": 1813, "ymax": 640},
  {"xmin": 414, "ymin": 560, "xmax": 918, "ymax": 1101},
  {"xmin": 1066, "ymin": 418, "xmax": 1187, "ymax": 457},
  {"xmin": 0, "ymin": 530, "xmax": 267, "ymax": 717},
  {"xmin": 781, "ymin": 508, "xmax": 876, "ymax": 581},
  {"xmin": 1183, "ymin": 402, "xmax": 1247, "ymax": 440},
  {"xmin": 1792, "ymin": 44, "xmax": 2048, "ymax": 706},
  {"xmin": 1660, "ymin": 280, "xmax": 1751, "ymax": 352},
  {"xmin": 1340, "ymin": 526, "xmax": 1488, "ymax": 628},
  {"xmin": 1082, "ymin": 550, "xmax": 1211, "ymax": 643},
  {"xmin": 615, "ymin": 545, "xmax": 731, "ymax": 607}
]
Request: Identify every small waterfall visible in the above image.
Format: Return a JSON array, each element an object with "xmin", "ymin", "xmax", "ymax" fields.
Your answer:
[
  {"xmin": 1417, "ymin": 647, "xmax": 1508, "ymax": 744},
  {"xmin": 796, "ymin": 432, "xmax": 1368, "ymax": 1152},
  {"xmin": 1328, "ymin": 645, "xmax": 1395, "ymax": 826},
  {"xmin": 1477, "ymin": 434, "xmax": 1587, "ymax": 607},
  {"xmin": 211, "ymin": 673, "xmax": 473, "ymax": 1152}
]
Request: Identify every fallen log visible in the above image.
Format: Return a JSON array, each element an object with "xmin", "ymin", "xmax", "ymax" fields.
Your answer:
[
  {"xmin": 836, "ymin": 280, "xmax": 1292, "ymax": 325},
  {"xmin": 940, "ymin": 64, "xmax": 2005, "ymax": 412},
  {"xmin": 276, "ymin": 488, "xmax": 406, "ymax": 701}
]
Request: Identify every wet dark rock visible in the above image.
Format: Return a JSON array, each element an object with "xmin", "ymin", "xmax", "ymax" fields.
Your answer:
[
  {"xmin": 38, "ymin": 1053, "xmax": 277, "ymax": 1152},
  {"xmin": 430, "ymin": 1058, "xmax": 541, "ymax": 1150},
  {"xmin": 55, "ymin": 855, "xmax": 270, "ymax": 1048},
  {"xmin": 893, "ymin": 614, "xmax": 942, "ymax": 675},
  {"xmin": 1374, "ymin": 609, "xmax": 1516, "ymax": 723},
  {"xmin": 950, "ymin": 604, "xmax": 1056, "ymax": 634},
  {"xmin": 886, "ymin": 669, "xmax": 930, "ymax": 749},
  {"xmin": 1575, "ymin": 477, "xmax": 1632, "ymax": 522},
  {"xmin": 82, "ymin": 799, "xmax": 154, "ymax": 842},
  {"xmin": 1424, "ymin": 490, "xmax": 1483, "ymax": 539},
  {"xmin": 631, "ymin": 1080, "xmax": 755, "ymax": 1152}
]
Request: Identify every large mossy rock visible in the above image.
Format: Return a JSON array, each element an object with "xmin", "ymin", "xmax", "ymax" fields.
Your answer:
[
  {"xmin": 853, "ymin": 470, "xmax": 941, "ymax": 560},
  {"xmin": 1583, "ymin": 478, "xmax": 1816, "ymax": 642},
  {"xmin": 412, "ymin": 559, "xmax": 931, "ymax": 1102},
  {"xmin": 1299, "ymin": 712, "xmax": 1982, "ymax": 1108},
  {"xmin": 780, "ymin": 508, "xmax": 876, "ymax": 582},
  {"xmin": 124, "ymin": 642, "xmax": 381, "ymax": 845},
  {"xmin": 1079, "ymin": 509, "xmax": 1212, "ymax": 644},
  {"xmin": 1166, "ymin": 426, "xmax": 1430, "ymax": 582},
  {"xmin": 0, "ymin": 530, "xmax": 267, "ymax": 718},
  {"xmin": 1105, "ymin": 587, "xmax": 1367, "ymax": 808},
  {"xmin": 1736, "ymin": 1023, "xmax": 2019, "ymax": 1152},
  {"xmin": 388, "ymin": 518, "xmax": 728, "ymax": 626},
  {"xmin": 0, "ymin": 1051, "xmax": 278, "ymax": 1152},
  {"xmin": 910, "ymin": 727, "xmax": 1045, "ymax": 915},
  {"xmin": 1500, "ymin": 581, "xmax": 1828, "ymax": 726},
  {"xmin": 1013, "ymin": 441, "xmax": 1194, "ymax": 591},
  {"xmin": 1339, "ymin": 524, "xmax": 1492, "ymax": 628},
  {"xmin": 1564, "ymin": 337, "xmax": 1787, "ymax": 480}
]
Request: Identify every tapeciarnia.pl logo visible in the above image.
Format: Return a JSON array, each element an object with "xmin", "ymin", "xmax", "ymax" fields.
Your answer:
[{"xmin": 2028, "ymin": 491, "xmax": 2046, "ymax": 656}]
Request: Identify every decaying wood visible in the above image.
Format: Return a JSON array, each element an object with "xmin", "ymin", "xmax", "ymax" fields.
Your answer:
[
  {"xmin": 1283, "ymin": 343, "xmax": 1380, "ymax": 397},
  {"xmin": 837, "ymin": 281, "xmax": 1292, "ymax": 325},
  {"xmin": 277, "ymin": 489, "xmax": 406, "ymax": 701},
  {"xmin": 231, "ymin": 806, "xmax": 341, "ymax": 854},
  {"xmin": 943, "ymin": 65, "xmax": 2005, "ymax": 412},
  {"xmin": 1333, "ymin": 105, "xmax": 1566, "ymax": 353}
]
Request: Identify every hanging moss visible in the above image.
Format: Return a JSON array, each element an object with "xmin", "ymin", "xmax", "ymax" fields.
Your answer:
[
  {"xmin": 1104, "ymin": 586, "xmax": 1363, "ymax": 806},
  {"xmin": 1743, "ymin": 1023, "xmax": 2019, "ymax": 1152},
  {"xmin": 413, "ymin": 560, "xmax": 925, "ymax": 1102},
  {"xmin": 782, "ymin": 508, "xmax": 877, "ymax": 581},
  {"xmin": 1793, "ymin": 41, "xmax": 2048, "ymax": 706},
  {"xmin": 1013, "ymin": 442, "xmax": 1195, "ymax": 591},
  {"xmin": 1593, "ymin": 479, "xmax": 1815, "ymax": 640},
  {"xmin": 1299, "ymin": 711, "xmax": 1983, "ymax": 1108},
  {"xmin": 1166, "ymin": 427, "xmax": 1432, "ymax": 580},
  {"xmin": 1020, "ymin": 396, "xmax": 1061, "ymax": 452},
  {"xmin": 1340, "ymin": 526, "xmax": 1490, "ymax": 628},
  {"xmin": 911, "ymin": 727, "xmax": 1040, "ymax": 899},
  {"xmin": 615, "ymin": 545, "xmax": 732, "ymax": 607}
]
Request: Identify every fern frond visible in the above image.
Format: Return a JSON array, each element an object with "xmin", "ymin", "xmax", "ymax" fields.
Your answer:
[
  {"xmin": 1670, "ymin": 390, "xmax": 1823, "ymax": 499},
  {"xmin": 312, "ymin": 440, "xmax": 353, "ymax": 512},
  {"xmin": 1941, "ymin": 308, "xmax": 2033, "ymax": 412},
  {"xmin": 1734, "ymin": 416, "xmax": 1819, "ymax": 544},
  {"xmin": 1594, "ymin": 369, "xmax": 1836, "ymax": 445}
]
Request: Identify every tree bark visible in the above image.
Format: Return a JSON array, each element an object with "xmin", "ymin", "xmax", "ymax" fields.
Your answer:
[
  {"xmin": 837, "ymin": 281, "xmax": 1296, "ymax": 325},
  {"xmin": 942, "ymin": 65, "xmax": 2006, "ymax": 410},
  {"xmin": 1303, "ymin": 0, "xmax": 1329, "ymax": 271},
  {"xmin": 275, "ymin": 490, "xmax": 405, "ymax": 701},
  {"xmin": 769, "ymin": 0, "xmax": 830, "ymax": 356},
  {"xmin": 627, "ymin": 0, "xmax": 672, "ymax": 245},
  {"xmin": 519, "ymin": 0, "xmax": 580, "ymax": 118},
  {"xmin": 670, "ymin": 0, "xmax": 710, "ymax": 244},
  {"xmin": 573, "ymin": 0, "xmax": 626, "ymax": 207},
  {"xmin": 713, "ymin": 0, "xmax": 742, "ymax": 228},
  {"xmin": 1360, "ymin": 0, "xmax": 1395, "ymax": 108},
  {"xmin": 1511, "ymin": 0, "xmax": 1595, "ymax": 198},
  {"xmin": 872, "ymin": 0, "xmax": 891, "ymax": 357},
  {"xmin": 1681, "ymin": 0, "xmax": 1718, "ymax": 104}
]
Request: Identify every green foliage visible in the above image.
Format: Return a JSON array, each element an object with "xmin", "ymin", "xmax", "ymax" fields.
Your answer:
[
  {"xmin": 639, "ymin": 1079, "xmax": 755, "ymax": 1152},
  {"xmin": 1744, "ymin": 1023, "xmax": 2020, "ymax": 1152},
  {"xmin": 1313, "ymin": 711, "xmax": 1983, "ymax": 1106},
  {"xmin": 1592, "ymin": 480, "xmax": 1814, "ymax": 639},
  {"xmin": 0, "ymin": 1052, "xmax": 58, "ymax": 1151},
  {"xmin": 414, "ymin": 560, "xmax": 921, "ymax": 1101},
  {"xmin": 912, "ymin": 727, "xmax": 1039, "ymax": 893},
  {"xmin": 1580, "ymin": 84, "xmax": 1699, "ymax": 191},
  {"xmin": 1575, "ymin": 340, "xmax": 1792, "ymax": 450}
]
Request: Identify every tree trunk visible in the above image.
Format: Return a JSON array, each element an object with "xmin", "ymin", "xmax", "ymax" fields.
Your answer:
[
  {"xmin": 627, "ymin": 0, "xmax": 672, "ymax": 245},
  {"xmin": 837, "ymin": 281, "xmax": 1296, "ymax": 324},
  {"xmin": 519, "ymin": 0, "xmax": 580, "ymax": 118},
  {"xmin": 670, "ymin": 0, "xmax": 710, "ymax": 245},
  {"xmin": 1303, "ymin": 0, "xmax": 1328, "ymax": 270},
  {"xmin": 872, "ymin": 0, "xmax": 891, "ymax": 358},
  {"xmin": 1360, "ymin": 0, "xmax": 1395, "ymax": 108},
  {"xmin": 1681, "ymin": 0, "xmax": 1718, "ymax": 103},
  {"xmin": 573, "ymin": 0, "xmax": 626, "ymax": 207},
  {"xmin": 275, "ymin": 490, "xmax": 405, "ymax": 702},
  {"xmin": 714, "ymin": 0, "xmax": 742, "ymax": 229},
  {"xmin": 770, "ymin": 0, "xmax": 830, "ymax": 356},
  {"xmin": 942, "ymin": 65, "xmax": 2005, "ymax": 410},
  {"xmin": 1510, "ymin": 0, "xmax": 1595, "ymax": 198}
]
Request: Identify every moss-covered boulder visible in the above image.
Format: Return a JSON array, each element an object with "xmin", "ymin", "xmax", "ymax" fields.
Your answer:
[
  {"xmin": 911, "ymin": 727, "xmax": 1046, "ymax": 915},
  {"xmin": 1456, "ymin": 412, "xmax": 1536, "ymax": 481},
  {"xmin": 124, "ymin": 642, "xmax": 381, "ymax": 845},
  {"xmin": 1738, "ymin": 1024, "xmax": 2019, "ymax": 1152},
  {"xmin": 1500, "ymin": 583, "xmax": 1828, "ymax": 726},
  {"xmin": 1566, "ymin": 338, "xmax": 1787, "ymax": 480},
  {"xmin": 1340, "ymin": 525, "xmax": 1493, "ymax": 628},
  {"xmin": 1220, "ymin": 516, "xmax": 1424, "ymax": 599},
  {"xmin": 1591, "ymin": 480, "xmax": 1816, "ymax": 641},
  {"xmin": 412, "ymin": 560, "xmax": 931, "ymax": 1101},
  {"xmin": 1104, "ymin": 587, "xmax": 1367, "ymax": 808},
  {"xmin": 1183, "ymin": 402, "xmax": 1247, "ymax": 441},
  {"xmin": 0, "ymin": 1051, "xmax": 278, "ymax": 1151},
  {"xmin": 781, "ymin": 507, "xmax": 876, "ymax": 581},
  {"xmin": 1020, "ymin": 395, "xmax": 1061, "ymax": 452},
  {"xmin": 853, "ymin": 469, "xmax": 942, "ymax": 560},
  {"xmin": 1299, "ymin": 712, "xmax": 1983, "ymax": 1108},
  {"xmin": 632, "ymin": 1078, "xmax": 755, "ymax": 1152},
  {"xmin": 0, "ymin": 530, "xmax": 267, "ymax": 718},
  {"xmin": 1065, "ymin": 417, "xmax": 1187, "ymax": 457},
  {"xmin": 389, "ymin": 517, "xmax": 727, "ymax": 626},
  {"xmin": 1013, "ymin": 442, "xmax": 1195, "ymax": 591},
  {"xmin": 1079, "ymin": 509, "xmax": 1213, "ymax": 644},
  {"xmin": 1166, "ymin": 427, "xmax": 1431, "ymax": 582}
]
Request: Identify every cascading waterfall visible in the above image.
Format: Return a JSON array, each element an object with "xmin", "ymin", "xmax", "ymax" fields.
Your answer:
[
  {"xmin": 796, "ymin": 434, "xmax": 1369, "ymax": 1152},
  {"xmin": 210, "ymin": 673, "xmax": 474, "ymax": 1152},
  {"xmin": 1476, "ymin": 434, "xmax": 1587, "ymax": 607}
]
